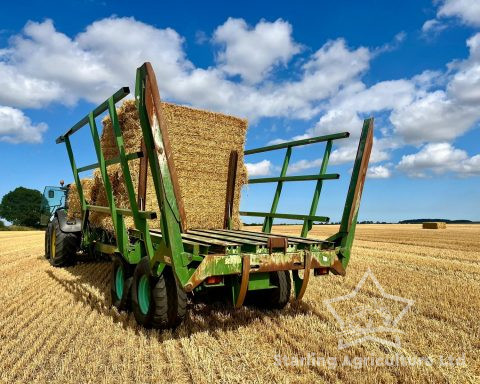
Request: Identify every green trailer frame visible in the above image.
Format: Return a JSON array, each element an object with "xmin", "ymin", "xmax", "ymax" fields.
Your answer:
[{"xmin": 55, "ymin": 62, "xmax": 373, "ymax": 322}]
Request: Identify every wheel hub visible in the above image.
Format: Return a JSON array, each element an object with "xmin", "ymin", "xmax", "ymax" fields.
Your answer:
[
  {"xmin": 138, "ymin": 275, "xmax": 151, "ymax": 315},
  {"xmin": 115, "ymin": 266, "xmax": 124, "ymax": 300}
]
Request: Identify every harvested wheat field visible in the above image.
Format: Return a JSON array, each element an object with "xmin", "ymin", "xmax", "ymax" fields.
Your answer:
[{"xmin": 0, "ymin": 224, "xmax": 479, "ymax": 383}]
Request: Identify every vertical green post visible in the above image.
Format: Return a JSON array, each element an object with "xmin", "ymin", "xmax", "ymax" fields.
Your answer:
[
  {"xmin": 107, "ymin": 97, "xmax": 156, "ymax": 262},
  {"xmin": 88, "ymin": 112, "xmax": 128, "ymax": 255},
  {"xmin": 300, "ymin": 140, "xmax": 332, "ymax": 237},
  {"xmin": 327, "ymin": 118, "xmax": 373, "ymax": 270},
  {"xmin": 135, "ymin": 63, "xmax": 189, "ymax": 285},
  {"xmin": 262, "ymin": 146, "xmax": 292, "ymax": 233}
]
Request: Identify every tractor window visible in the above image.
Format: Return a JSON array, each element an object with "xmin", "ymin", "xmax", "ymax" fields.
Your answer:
[{"xmin": 40, "ymin": 186, "xmax": 68, "ymax": 225}]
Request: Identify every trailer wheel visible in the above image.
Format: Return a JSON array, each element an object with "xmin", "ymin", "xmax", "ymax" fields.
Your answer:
[
  {"xmin": 250, "ymin": 270, "xmax": 291, "ymax": 309},
  {"xmin": 44, "ymin": 222, "xmax": 53, "ymax": 259},
  {"xmin": 131, "ymin": 257, "xmax": 187, "ymax": 329},
  {"xmin": 111, "ymin": 254, "xmax": 133, "ymax": 311},
  {"xmin": 49, "ymin": 218, "xmax": 78, "ymax": 267}
]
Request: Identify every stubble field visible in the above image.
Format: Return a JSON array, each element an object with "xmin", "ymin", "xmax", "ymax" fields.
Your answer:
[{"xmin": 0, "ymin": 224, "xmax": 479, "ymax": 383}]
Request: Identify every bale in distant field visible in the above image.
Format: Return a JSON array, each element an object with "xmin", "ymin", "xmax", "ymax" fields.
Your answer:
[
  {"xmin": 87, "ymin": 100, "xmax": 248, "ymax": 232},
  {"xmin": 422, "ymin": 222, "xmax": 447, "ymax": 229}
]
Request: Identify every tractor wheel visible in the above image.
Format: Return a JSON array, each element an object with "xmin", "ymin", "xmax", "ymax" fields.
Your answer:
[
  {"xmin": 111, "ymin": 254, "xmax": 133, "ymax": 311},
  {"xmin": 131, "ymin": 257, "xmax": 187, "ymax": 329},
  {"xmin": 44, "ymin": 222, "xmax": 53, "ymax": 259},
  {"xmin": 250, "ymin": 270, "xmax": 291, "ymax": 309},
  {"xmin": 49, "ymin": 218, "xmax": 79, "ymax": 267}
]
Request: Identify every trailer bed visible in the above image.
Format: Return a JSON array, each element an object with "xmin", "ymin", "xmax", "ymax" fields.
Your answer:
[{"xmin": 148, "ymin": 228, "xmax": 335, "ymax": 252}]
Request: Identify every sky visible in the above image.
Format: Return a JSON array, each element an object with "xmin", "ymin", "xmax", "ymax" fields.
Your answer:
[{"xmin": 0, "ymin": 0, "xmax": 479, "ymax": 223}]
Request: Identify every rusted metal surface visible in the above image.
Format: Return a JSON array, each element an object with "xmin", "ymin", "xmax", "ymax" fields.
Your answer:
[
  {"xmin": 224, "ymin": 150, "xmax": 238, "ymax": 229},
  {"xmin": 137, "ymin": 139, "xmax": 148, "ymax": 211},
  {"xmin": 234, "ymin": 255, "xmax": 250, "ymax": 309},
  {"xmin": 143, "ymin": 62, "xmax": 187, "ymax": 231},
  {"xmin": 330, "ymin": 259, "xmax": 346, "ymax": 276},
  {"xmin": 293, "ymin": 251, "xmax": 312, "ymax": 301},
  {"xmin": 250, "ymin": 252, "xmax": 304, "ymax": 273},
  {"xmin": 345, "ymin": 118, "xmax": 373, "ymax": 233},
  {"xmin": 267, "ymin": 236, "xmax": 288, "ymax": 254}
]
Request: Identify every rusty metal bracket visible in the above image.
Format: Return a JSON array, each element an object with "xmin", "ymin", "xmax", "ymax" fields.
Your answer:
[
  {"xmin": 267, "ymin": 237, "xmax": 288, "ymax": 254},
  {"xmin": 234, "ymin": 255, "xmax": 250, "ymax": 308},
  {"xmin": 224, "ymin": 150, "xmax": 238, "ymax": 229},
  {"xmin": 330, "ymin": 259, "xmax": 346, "ymax": 276},
  {"xmin": 137, "ymin": 139, "xmax": 148, "ymax": 211},
  {"xmin": 292, "ymin": 251, "xmax": 312, "ymax": 301}
]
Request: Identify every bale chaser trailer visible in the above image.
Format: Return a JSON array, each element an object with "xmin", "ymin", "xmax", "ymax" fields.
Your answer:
[{"xmin": 44, "ymin": 62, "xmax": 373, "ymax": 329}]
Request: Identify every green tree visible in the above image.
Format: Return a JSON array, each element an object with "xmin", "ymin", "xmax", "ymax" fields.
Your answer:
[
  {"xmin": 0, "ymin": 220, "xmax": 4, "ymax": 228},
  {"xmin": 0, "ymin": 187, "xmax": 43, "ymax": 228}
]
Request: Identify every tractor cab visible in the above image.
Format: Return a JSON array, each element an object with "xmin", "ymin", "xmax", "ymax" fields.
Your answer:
[{"xmin": 40, "ymin": 183, "xmax": 68, "ymax": 226}]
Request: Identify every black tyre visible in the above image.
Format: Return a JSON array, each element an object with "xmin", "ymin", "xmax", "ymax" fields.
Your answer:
[
  {"xmin": 111, "ymin": 254, "xmax": 133, "ymax": 311},
  {"xmin": 44, "ymin": 222, "xmax": 53, "ymax": 259},
  {"xmin": 131, "ymin": 257, "xmax": 187, "ymax": 329},
  {"xmin": 248, "ymin": 270, "xmax": 291, "ymax": 309},
  {"xmin": 49, "ymin": 218, "xmax": 79, "ymax": 267}
]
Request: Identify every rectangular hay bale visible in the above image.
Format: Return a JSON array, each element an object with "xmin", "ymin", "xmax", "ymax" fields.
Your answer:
[
  {"xmin": 82, "ymin": 100, "xmax": 247, "ymax": 232},
  {"xmin": 422, "ymin": 222, "xmax": 447, "ymax": 229}
]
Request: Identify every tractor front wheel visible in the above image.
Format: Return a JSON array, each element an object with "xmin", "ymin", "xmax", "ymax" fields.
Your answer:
[
  {"xmin": 131, "ymin": 257, "xmax": 187, "ymax": 329},
  {"xmin": 49, "ymin": 218, "xmax": 78, "ymax": 267}
]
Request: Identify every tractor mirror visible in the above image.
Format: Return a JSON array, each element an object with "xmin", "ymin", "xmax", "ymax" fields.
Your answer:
[{"xmin": 48, "ymin": 190, "xmax": 54, "ymax": 199}]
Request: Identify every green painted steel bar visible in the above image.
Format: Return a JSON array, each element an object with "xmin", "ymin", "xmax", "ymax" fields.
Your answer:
[
  {"xmin": 262, "ymin": 146, "xmax": 291, "ymax": 233},
  {"xmin": 301, "ymin": 140, "xmax": 333, "ymax": 237},
  {"xmin": 87, "ymin": 111, "xmax": 128, "ymax": 255},
  {"xmin": 86, "ymin": 205, "xmax": 156, "ymax": 219},
  {"xmin": 244, "ymin": 132, "xmax": 349, "ymax": 155},
  {"xmin": 249, "ymin": 173, "xmax": 339, "ymax": 184},
  {"xmin": 135, "ymin": 63, "xmax": 189, "ymax": 285},
  {"xmin": 241, "ymin": 211, "xmax": 329, "ymax": 222},
  {"xmin": 64, "ymin": 136, "xmax": 86, "ymax": 212},
  {"xmin": 339, "ymin": 119, "xmax": 372, "ymax": 234},
  {"xmin": 327, "ymin": 118, "xmax": 374, "ymax": 271},
  {"xmin": 56, "ymin": 87, "xmax": 130, "ymax": 144},
  {"xmin": 107, "ymin": 96, "xmax": 157, "ymax": 262},
  {"xmin": 77, "ymin": 151, "xmax": 143, "ymax": 173}
]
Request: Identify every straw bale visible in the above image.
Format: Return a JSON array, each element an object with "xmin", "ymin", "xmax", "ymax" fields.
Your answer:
[
  {"xmin": 422, "ymin": 222, "xmax": 447, "ymax": 229},
  {"xmin": 66, "ymin": 179, "xmax": 94, "ymax": 220},
  {"xmin": 88, "ymin": 100, "xmax": 247, "ymax": 232}
]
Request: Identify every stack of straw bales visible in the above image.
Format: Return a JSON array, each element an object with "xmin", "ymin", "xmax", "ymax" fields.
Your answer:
[
  {"xmin": 67, "ymin": 100, "xmax": 247, "ymax": 232},
  {"xmin": 66, "ymin": 179, "xmax": 95, "ymax": 220},
  {"xmin": 422, "ymin": 222, "xmax": 447, "ymax": 229}
]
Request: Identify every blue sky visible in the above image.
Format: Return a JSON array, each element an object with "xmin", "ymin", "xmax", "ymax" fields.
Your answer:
[{"xmin": 1, "ymin": 0, "xmax": 479, "ymax": 223}]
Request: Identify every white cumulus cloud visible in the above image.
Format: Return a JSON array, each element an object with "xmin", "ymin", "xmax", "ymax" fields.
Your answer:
[
  {"xmin": 397, "ymin": 142, "xmax": 480, "ymax": 177},
  {"xmin": 245, "ymin": 160, "xmax": 273, "ymax": 176},
  {"xmin": 213, "ymin": 18, "xmax": 301, "ymax": 84},
  {"xmin": 367, "ymin": 165, "xmax": 392, "ymax": 179},
  {"xmin": 0, "ymin": 106, "xmax": 47, "ymax": 143}
]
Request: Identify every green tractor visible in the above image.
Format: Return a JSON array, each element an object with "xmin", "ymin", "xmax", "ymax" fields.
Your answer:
[
  {"xmin": 44, "ymin": 62, "xmax": 373, "ymax": 329},
  {"xmin": 41, "ymin": 182, "xmax": 82, "ymax": 267}
]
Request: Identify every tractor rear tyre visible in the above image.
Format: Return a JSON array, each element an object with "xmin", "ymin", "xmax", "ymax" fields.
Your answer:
[
  {"xmin": 131, "ymin": 257, "xmax": 187, "ymax": 329},
  {"xmin": 249, "ymin": 270, "xmax": 291, "ymax": 309},
  {"xmin": 111, "ymin": 254, "xmax": 133, "ymax": 311},
  {"xmin": 49, "ymin": 218, "xmax": 78, "ymax": 267}
]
